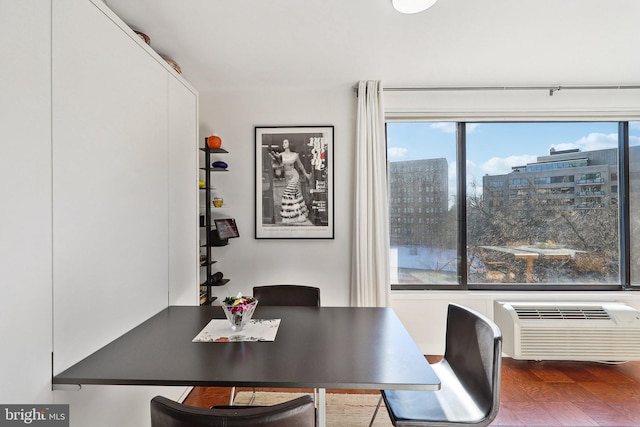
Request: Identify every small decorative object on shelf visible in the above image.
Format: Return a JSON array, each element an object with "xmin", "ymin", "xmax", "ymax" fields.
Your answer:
[
  {"xmin": 161, "ymin": 55, "xmax": 182, "ymax": 74},
  {"xmin": 207, "ymin": 135, "xmax": 223, "ymax": 149},
  {"xmin": 213, "ymin": 197, "xmax": 224, "ymax": 207},
  {"xmin": 212, "ymin": 161, "xmax": 228, "ymax": 170},
  {"xmin": 133, "ymin": 30, "xmax": 150, "ymax": 44},
  {"xmin": 221, "ymin": 294, "xmax": 258, "ymax": 331},
  {"xmin": 210, "ymin": 271, "xmax": 224, "ymax": 284}
]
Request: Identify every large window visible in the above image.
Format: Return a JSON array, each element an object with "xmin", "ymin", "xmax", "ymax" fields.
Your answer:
[
  {"xmin": 387, "ymin": 123, "xmax": 457, "ymax": 285},
  {"xmin": 388, "ymin": 121, "xmax": 639, "ymax": 290}
]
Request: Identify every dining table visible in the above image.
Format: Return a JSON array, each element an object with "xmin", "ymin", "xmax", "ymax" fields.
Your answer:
[{"xmin": 53, "ymin": 305, "xmax": 440, "ymax": 427}]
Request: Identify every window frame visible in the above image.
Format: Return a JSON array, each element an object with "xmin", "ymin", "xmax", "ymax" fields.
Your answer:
[{"xmin": 388, "ymin": 119, "xmax": 635, "ymax": 292}]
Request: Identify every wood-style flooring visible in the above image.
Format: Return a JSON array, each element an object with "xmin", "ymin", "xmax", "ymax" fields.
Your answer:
[{"xmin": 184, "ymin": 357, "xmax": 640, "ymax": 426}]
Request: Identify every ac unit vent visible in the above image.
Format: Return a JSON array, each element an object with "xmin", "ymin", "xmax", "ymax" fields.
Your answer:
[
  {"xmin": 514, "ymin": 305, "xmax": 611, "ymax": 320},
  {"xmin": 494, "ymin": 301, "xmax": 640, "ymax": 361}
]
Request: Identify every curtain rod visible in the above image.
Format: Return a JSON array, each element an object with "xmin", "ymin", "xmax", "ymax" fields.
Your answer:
[{"xmin": 380, "ymin": 84, "xmax": 640, "ymax": 96}]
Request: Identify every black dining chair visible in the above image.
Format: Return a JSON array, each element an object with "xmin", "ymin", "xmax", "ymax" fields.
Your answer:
[
  {"xmin": 226, "ymin": 285, "xmax": 321, "ymax": 406},
  {"xmin": 151, "ymin": 394, "xmax": 315, "ymax": 427},
  {"xmin": 369, "ymin": 303, "xmax": 502, "ymax": 427},
  {"xmin": 252, "ymin": 285, "xmax": 321, "ymax": 307}
]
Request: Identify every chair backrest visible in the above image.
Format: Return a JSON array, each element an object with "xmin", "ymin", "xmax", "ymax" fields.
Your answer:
[
  {"xmin": 150, "ymin": 395, "xmax": 315, "ymax": 427},
  {"xmin": 252, "ymin": 285, "xmax": 320, "ymax": 307},
  {"xmin": 443, "ymin": 303, "xmax": 502, "ymax": 420}
]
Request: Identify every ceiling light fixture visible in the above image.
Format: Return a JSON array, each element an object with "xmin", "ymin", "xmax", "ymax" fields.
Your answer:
[{"xmin": 391, "ymin": 0, "xmax": 438, "ymax": 14}]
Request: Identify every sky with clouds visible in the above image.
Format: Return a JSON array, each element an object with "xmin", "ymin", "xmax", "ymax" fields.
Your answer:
[{"xmin": 387, "ymin": 121, "xmax": 640, "ymax": 205}]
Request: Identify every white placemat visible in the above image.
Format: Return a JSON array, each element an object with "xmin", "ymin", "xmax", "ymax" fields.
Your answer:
[{"xmin": 192, "ymin": 319, "xmax": 281, "ymax": 342}]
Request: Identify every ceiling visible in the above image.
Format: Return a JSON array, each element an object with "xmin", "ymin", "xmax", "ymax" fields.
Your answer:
[{"xmin": 103, "ymin": 0, "xmax": 640, "ymax": 93}]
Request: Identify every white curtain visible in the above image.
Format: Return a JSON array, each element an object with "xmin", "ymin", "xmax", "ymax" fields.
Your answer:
[{"xmin": 350, "ymin": 80, "xmax": 391, "ymax": 307}]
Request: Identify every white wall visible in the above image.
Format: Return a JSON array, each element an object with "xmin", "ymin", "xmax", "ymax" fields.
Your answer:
[{"xmin": 198, "ymin": 87, "xmax": 356, "ymax": 307}]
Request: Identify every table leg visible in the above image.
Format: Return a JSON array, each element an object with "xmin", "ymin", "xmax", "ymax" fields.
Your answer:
[
  {"xmin": 318, "ymin": 388, "xmax": 326, "ymax": 427},
  {"xmin": 526, "ymin": 258, "xmax": 534, "ymax": 283}
]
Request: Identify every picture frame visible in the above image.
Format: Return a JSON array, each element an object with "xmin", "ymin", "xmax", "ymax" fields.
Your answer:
[{"xmin": 255, "ymin": 125, "xmax": 334, "ymax": 239}]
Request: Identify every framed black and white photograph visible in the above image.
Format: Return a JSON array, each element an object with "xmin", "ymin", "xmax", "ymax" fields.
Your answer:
[{"xmin": 255, "ymin": 126, "xmax": 334, "ymax": 239}]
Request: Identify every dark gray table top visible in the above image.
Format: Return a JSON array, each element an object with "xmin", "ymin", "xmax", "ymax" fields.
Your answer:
[{"xmin": 52, "ymin": 305, "xmax": 440, "ymax": 390}]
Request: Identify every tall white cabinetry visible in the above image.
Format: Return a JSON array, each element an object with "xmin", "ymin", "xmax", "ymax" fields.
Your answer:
[
  {"xmin": 51, "ymin": 0, "xmax": 198, "ymax": 375},
  {"xmin": 0, "ymin": 0, "xmax": 198, "ymax": 424},
  {"xmin": 168, "ymin": 77, "xmax": 199, "ymax": 306},
  {"xmin": 0, "ymin": 0, "xmax": 53, "ymax": 404}
]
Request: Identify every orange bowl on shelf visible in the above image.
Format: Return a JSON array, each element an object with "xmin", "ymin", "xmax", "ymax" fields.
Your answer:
[{"xmin": 207, "ymin": 135, "xmax": 222, "ymax": 149}]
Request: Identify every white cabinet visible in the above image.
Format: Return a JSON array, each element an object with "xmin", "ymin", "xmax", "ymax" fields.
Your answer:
[
  {"xmin": 168, "ymin": 77, "xmax": 199, "ymax": 306},
  {"xmin": 1, "ymin": 1, "xmax": 198, "ymax": 423},
  {"xmin": 51, "ymin": 0, "xmax": 198, "ymax": 374},
  {"xmin": 0, "ymin": 0, "xmax": 53, "ymax": 404}
]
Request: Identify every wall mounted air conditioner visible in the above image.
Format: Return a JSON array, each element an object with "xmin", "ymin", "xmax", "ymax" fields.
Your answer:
[{"xmin": 494, "ymin": 301, "xmax": 640, "ymax": 362}]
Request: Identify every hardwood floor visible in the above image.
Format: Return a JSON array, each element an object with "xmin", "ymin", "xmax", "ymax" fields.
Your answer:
[
  {"xmin": 183, "ymin": 357, "xmax": 640, "ymax": 426},
  {"xmin": 495, "ymin": 357, "xmax": 640, "ymax": 426}
]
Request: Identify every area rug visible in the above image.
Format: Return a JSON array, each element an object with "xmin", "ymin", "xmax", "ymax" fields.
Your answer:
[{"xmin": 233, "ymin": 391, "xmax": 393, "ymax": 426}]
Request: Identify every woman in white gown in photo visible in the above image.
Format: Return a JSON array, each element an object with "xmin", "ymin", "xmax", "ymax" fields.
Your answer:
[{"xmin": 269, "ymin": 139, "xmax": 312, "ymax": 224}]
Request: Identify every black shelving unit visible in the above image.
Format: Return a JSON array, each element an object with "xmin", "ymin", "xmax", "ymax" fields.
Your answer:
[{"xmin": 199, "ymin": 144, "xmax": 229, "ymax": 305}]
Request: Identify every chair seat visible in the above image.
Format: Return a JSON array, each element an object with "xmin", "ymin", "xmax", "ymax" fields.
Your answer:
[
  {"xmin": 151, "ymin": 394, "xmax": 315, "ymax": 427},
  {"xmin": 382, "ymin": 360, "xmax": 489, "ymax": 426},
  {"xmin": 371, "ymin": 304, "xmax": 502, "ymax": 427}
]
